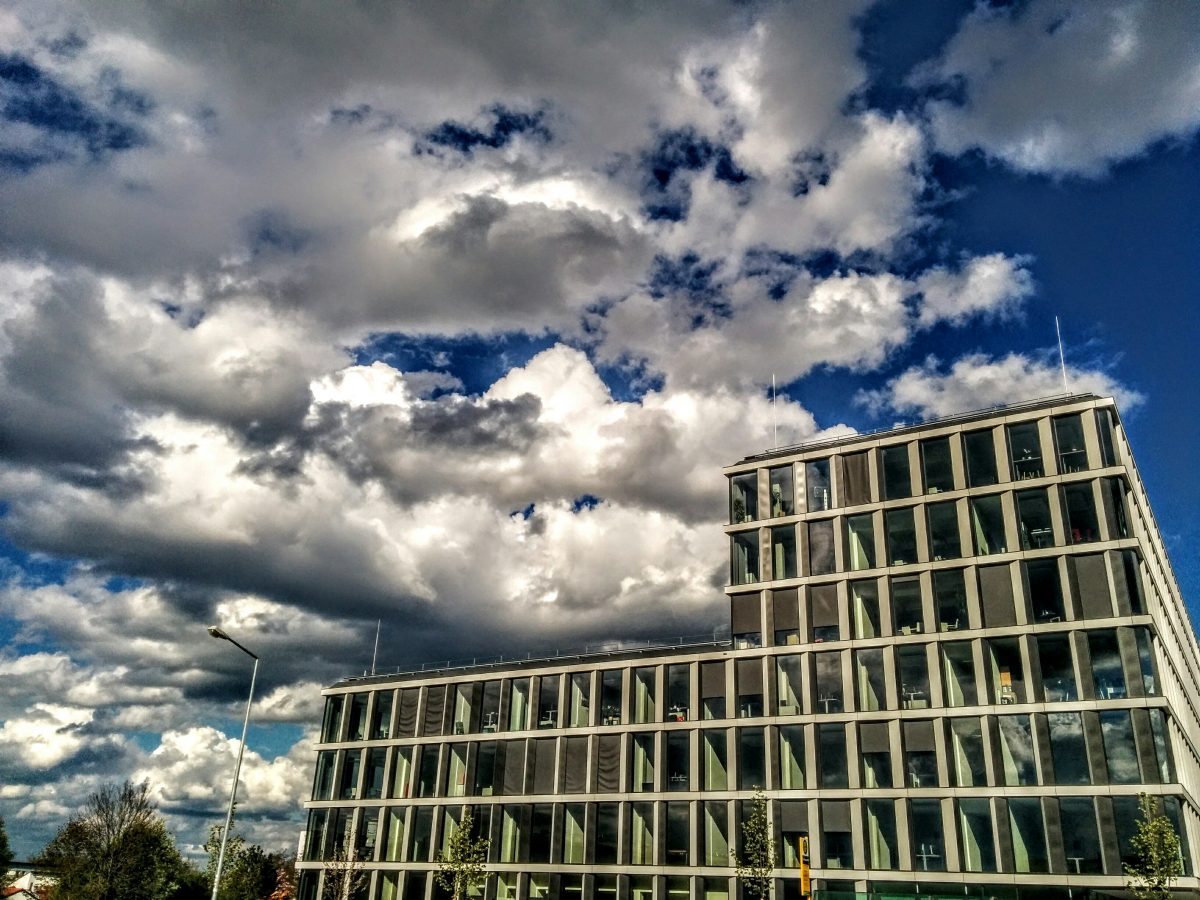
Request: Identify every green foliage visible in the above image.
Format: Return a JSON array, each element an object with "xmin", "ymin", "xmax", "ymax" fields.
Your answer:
[
  {"xmin": 321, "ymin": 844, "xmax": 367, "ymax": 900},
  {"xmin": 1, "ymin": 814, "xmax": 14, "ymax": 887},
  {"xmin": 204, "ymin": 814, "xmax": 293, "ymax": 900},
  {"xmin": 435, "ymin": 810, "xmax": 490, "ymax": 900},
  {"xmin": 732, "ymin": 788, "xmax": 776, "ymax": 899},
  {"xmin": 34, "ymin": 781, "xmax": 188, "ymax": 900},
  {"xmin": 1125, "ymin": 793, "xmax": 1184, "ymax": 900}
]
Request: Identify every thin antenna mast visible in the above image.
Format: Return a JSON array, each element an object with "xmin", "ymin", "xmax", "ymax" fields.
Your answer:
[
  {"xmin": 1055, "ymin": 316, "xmax": 1069, "ymax": 395},
  {"xmin": 371, "ymin": 619, "xmax": 381, "ymax": 675},
  {"xmin": 771, "ymin": 374, "xmax": 778, "ymax": 448}
]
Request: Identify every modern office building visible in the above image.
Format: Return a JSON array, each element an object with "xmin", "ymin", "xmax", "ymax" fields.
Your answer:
[{"xmin": 297, "ymin": 394, "xmax": 1200, "ymax": 900}]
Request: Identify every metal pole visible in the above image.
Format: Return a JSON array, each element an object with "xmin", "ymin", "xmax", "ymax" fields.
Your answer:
[{"xmin": 212, "ymin": 650, "xmax": 258, "ymax": 900}]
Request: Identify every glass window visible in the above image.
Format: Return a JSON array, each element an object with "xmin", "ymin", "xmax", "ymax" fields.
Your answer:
[
  {"xmin": 777, "ymin": 655, "xmax": 803, "ymax": 715},
  {"xmin": 666, "ymin": 733, "xmax": 691, "ymax": 791},
  {"xmin": 971, "ymin": 495, "xmax": 1008, "ymax": 555},
  {"xmin": 839, "ymin": 452, "xmax": 870, "ymax": 506},
  {"xmin": 911, "ymin": 799, "xmax": 946, "ymax": 871},
  {"xmin": 807, "ymin": 458, "xmax": 832, "ymax": 511},
  {"xmin": 364, "ymin": 746, "xmax": 387, "ymax": 799},
  {"xmin": 1037, "ymin": 635, "xmax": 1076, "ymax": 701},
  {"xmin": 562, "ymin": 803, "xmax": 585, "ymax": 864},
  {"xmin": 346, "ymin": 693, "xmax": 369, "ymax": 742},
  {"xmin": 321, "ymin": 695, "xmax": 344, "ymax": 742},
  {"xmin": 819, "ymin": 723, "xmax": 848, "ymax": 788},
  {"xmin": 903, "ymin": 721, "xmax": 937, "ymax": 788},
  {"xmin": 630, "ymin": 801, "xmax": 655, "ymax": 865},
  {"xmin": 853, "ymin": 580, "xmax": 881, "ymax": 638},
  {"xmin": 979, "ymin": 564, "xmax": 1017, "ymax": 628},
  {"xmin": 898, "ymin": 646, "xmax": 930, "ymax": 710},
  {"xmin": 601, "ymin": 670, "xmax": 623, "ymax": 725},
  {"xmin": 942, "ymin": 642, "xmax": 976, "ymax": 707},
  {"xmin": 312, "ymin": 750, "xmax": 336, "ymax": 801},
  {"xmin": 1149, "ymin": 708, "xmax": 1174, "ymax": 782},
  {"xmin": 702, "ymin": 661, "xmax": 727, "ymax": 719},
  {"xmin": 1063, "ymin": 483, "xmax": 1100, "ymax": 544},
  {"xmin": 382, "ymin": 807, "xmax": 406, "ymax": 863},
  {"xmin": 866, "ymin": 800, "xmax": 899, "ymax": 869},
  {"xmin": 1089, "ymin": 629, "xmax": 1127, "ymax": 699},
  {"xmin": 370, "ymin": 691, "xmax": 393, "ymax": 740},
  {"xmin": 409, "ymin": 806, "xmax": 435, "ymax": 862},
  {"xmin": 731, "ymin": 532, "xmax": 759, "ymax": 585},
  {"xmin": 846, "ymin": 514, "xmax": 876, "ymax": 571},
  {"xmin": 480, "ymin": 681, "xmax": 502, "ymax": 732},
  {"xmin": 934, "ymin": 569, "xmax": 967, "ymax": 632},
  {"xmin": 1008, "ymin": 421, "xmax": 1044, "ymax": 480},
  {"xmin": 1059, "ymin": 797, "xmax": 1103, "ymax": 874},
  {"xmin": 769, "ymin": 465, "xmax": 795, "ymax": 517},
  {"xmin": 1048, "ymin": 712, "xmax": 1090, "ymax": 785},
  {"xmin": 772, "ymin": 588, "xmax": 800, "ymax": 646},
  {"xmin": 416, "ymin": 746, "xmax": 441, "ymax": 798},
  {"xmin": 921, "ymin": 436, "xmax": 955, "ymax": 493},
  {"xmin": 1136, "ymin": 627, "xmax": 1158, "ymax": 696},
  {"xmin": 1007, "ymin": 797, "xmax": 1048, "ymax": 873},
  {"xmin": 473, "ymin": 741, "xmax": 498, "ymax": 797},
  {"xmin": 568, "ymin": 672, "xmax": 591, "ymax": 727},
  {"xmin": 736, "ymin": 659, "xmax": 764, "ymax": 717},
  {"xmin": 1096, "ymin": 408, "xmax": 1118, "ymax": 467},
  {"xmin": 891, "ymin": 576, "xmax": 924, "ymax": 635},
  {"xmin": 1053, "ymin": 413, "xmax": 1088, "ymax": 473},
  {"xmin": 885, "ymin": 507, "xmax": 918, "ymax": 565},
  {"xmin": 1016, "ymin": 488, "xmax": 1055, "ymax": 550},
  {"xmin": 704, "ymin": 801, "xmax": 730, "ymax": 866},
  {"xmin": 1026, "ymin": 559, "xmax": 1065, "ymax": 623},
  {"xmin": 882, "ymin": 445, "xmax": 913, "ymax": 500},
  {"xmin": 988, "ymin": 638, "xmax": 1025, "ymax": 704},
  {"xmin": 958, "ymin": 799, "xmax": 996, "ymax": 872},
  {"xmin": 861, "ymin": 723, "xmax": 892, "ymax": 788},
  {"xmin": 730, "ymin": 472, "xmax": 757, "ymax": 523},
  {"xmin": 856, "ymin": 648, "xmax": 886, "ymax": 712},
  {"xmin": 808, "ymin": 519, "xmax": 836, "ymax": 575},
  {"xmin": 390, "ymin": 747, "xmax": 412, "ymax": 799},
  {"xmin": 997, "ymin": 715, "xmax": 1037, "ymax": 786},
  {"xmin": 814, "ymin": 652, "xmax": 843, "ymax": 714},
  {"xmin": 666, "ymin": 802, "xmax": 690, "ymax": 866},
  {"xmin": 704, "ymin": 729, "xmax": 729, "ymax": 790},
  {"xmin": 780, "ymin": 801, "xmax": 809, "ymax": 867},
  {"xmin": 536, "ymin": 675, "xmax": 559, "ymax": 729},
  {"xmin": 771, "ymin": 525, "xmax": 797, "ymax": 579},
  {"xmin": 779, "ymin": 725, "xmax": 805, "ymax": 789},
  {"xmin": 950, "ymin": 718, "xmax": 986, "ymax": 787},
  {"xmin": 595, "ymin": 803, "xmax": 619, "ymax": 865},
  {"xmin": 739, "ymin": 727, "xmax": 766, "ymax": 789},
  {"xmin": 528, "ymin": 804, "xmax": 552, "ymax": 863},
  {"xmin": 965, "ymin": 429, "xmax": 998, "ymax": 487},
  {"xmin": 666, "ymin": 664, "xmax": 689, "ymax": 721},
  {"xmin": 1100, "ymin": 710, "xmax": 1141, "ymax": 784},
  {"xmin": 338, "ymin": 749, "xmax": 361, "ymax": 800},
  {"xmin": 451, "ymin": 684, "xmax": 474, "ymax": 735},
  {"xmin": 632, "ymin": 733, "xmax": 656, "ymax": 791},
  {"xmin": 927, "ymin": 501, "xmax": 961, "ymax": 560},
  {"xmin": 508, "ymin": 678, "xmax": 530, "ymax": 731},
  {"xmin": 633, "ymin": 667, "xmax": 656, "ymax": 723},
  {"xmin": 810, "ymin": 584, "xmax": 841, "ymax": 642},
  {"xmin": 821, "ymin": 801, "xmax": 853, "ymax": 869},
  {"xmin": 1104, "ymin": 476, "xmax": 1130, "ymax": 538}
]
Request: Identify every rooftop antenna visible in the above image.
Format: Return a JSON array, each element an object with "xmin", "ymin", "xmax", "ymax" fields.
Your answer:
[
  {"xmin": 1055, "ymin": 316, "xmax": 1069, "ymax": 395},
  {"xmin": 771, "ymin": 374, "xmax": 778, "ymax": 448},
  {"xmin": 371, "ymin": 618, "xmax": 381, "ymax": 675}
]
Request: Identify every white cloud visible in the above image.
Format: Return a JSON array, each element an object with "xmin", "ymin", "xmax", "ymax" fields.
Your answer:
[
  {"xmin": 921, "ymin": 1, "xmax": 1200, "ymax": 176},
  {"xmin": 915, "ymin": 253, "xmax": 1035, "ymax": 327},
  {"xmin": 858, "ymin": 351, "xmax": 1144, "ymax": 420}
]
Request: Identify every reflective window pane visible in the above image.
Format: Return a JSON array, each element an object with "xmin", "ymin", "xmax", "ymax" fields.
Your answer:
[
  {"xmin": 971, "ymin": 495, "xmax": 1008, "ymax": 555},
  {"xmin": 1016, "ymin": 488, "xmax": 1055, "ymax": 550},
  {"xmin": 730, "ymin": 472, "xmax": 757, "ymax": 523},
  {"xmin": 1053, "ymin": 413, "xmax": 1088, "ymax": 473},
  {"xmin": 1008, "ymin": 421, "xmax": 1044, "ymax": 480},
  {"xmin": 921, "ymin": 436, "xmax": 955, "ymax": 493},
  {"xmin": 964, "ymin": 429, "xmax": 998, "ymax": 488},
  {"xmin": 769, "ymin": 465, "xmax": 795, "ymax": 517},
  {"xmin": 846, "ymin": 514, "xmax": 876, "ymax": 571},
  {"xmin": 927, "ymin": 501, "xmax": 961, "ymax": 561},
  {"xmin": 886, "ymin": 507, "xmax": 918, "ymax": 566},
  {"xmin": 807, "ymin": 458, "xmax": 832, "ymax": 511},
  {"xmin": 882, "ymin": 445, "xmax": 913, "ymax": 500}
]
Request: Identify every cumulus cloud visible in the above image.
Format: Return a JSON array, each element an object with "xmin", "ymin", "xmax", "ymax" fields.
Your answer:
[
  {"xmin": 920, "ymin": 1, "xmax": 1200, "ymax": 176},
  {"xmin": 858, "ymin": 351, "xmax": 1144, "ymax": 420}
]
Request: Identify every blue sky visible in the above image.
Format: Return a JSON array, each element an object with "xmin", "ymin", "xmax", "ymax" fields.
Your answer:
[{"xmin": 0, "ymin": 0, "xmax": 1198, "ymax": 858}]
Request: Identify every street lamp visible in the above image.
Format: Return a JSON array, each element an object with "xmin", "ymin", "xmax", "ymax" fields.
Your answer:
[{"xmin": 207, "ymin": 626, "xmax": 259, "ymax": 900}]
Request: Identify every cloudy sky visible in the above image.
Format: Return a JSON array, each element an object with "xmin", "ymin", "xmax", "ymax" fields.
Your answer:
[{"xmin": 2, "ymin": 0, "xmax": 1198, "ymax": 859}]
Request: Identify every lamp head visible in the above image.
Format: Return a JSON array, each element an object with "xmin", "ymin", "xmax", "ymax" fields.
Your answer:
[{"xmin": 207, "ymin": 625, "xmax": 228, "ymax": 640}]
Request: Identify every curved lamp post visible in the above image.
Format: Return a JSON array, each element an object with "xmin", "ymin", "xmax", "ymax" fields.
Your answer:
[{"xmin": 207, "ymin": 626, "xmax": 259, "ymax": 900}]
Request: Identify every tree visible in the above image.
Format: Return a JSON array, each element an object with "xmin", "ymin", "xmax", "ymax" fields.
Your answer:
[
  {"xmin": 267, "ymin": 856, "xmax": 297, "ymax": 900},
  {"xmin": 35, "ymin": 781, "xmax": 187, "ymax": 900},
  {"xmin": 1125, "ymin": 792, "xmax": 1184, "ymax": 900},
  {"xmin": 732, "ymin": 789, "xmax": 776, "ymax": 899},
  {"xmin": 204, "ymin": 810, "xmax": 287, "ymax": 900},
  {"xmin": 435, "ymin": 809, "xmax": 490, "ymax": 900},
  {"xmin": 321, "ymin": 845, "xmax": 366, "ymax": 900},
  {"xmin": 1, "ymin": 814, "xmax": 14, "ymax": 887}
]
